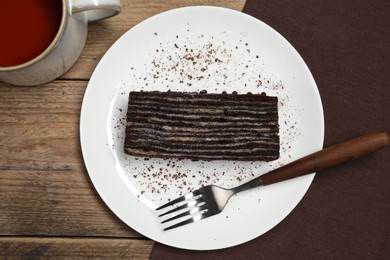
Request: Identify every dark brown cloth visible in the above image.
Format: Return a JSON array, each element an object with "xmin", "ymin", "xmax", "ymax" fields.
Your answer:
[{"xmin": 151, "ymin": 0, "xmax": 390, "ymax": 258}]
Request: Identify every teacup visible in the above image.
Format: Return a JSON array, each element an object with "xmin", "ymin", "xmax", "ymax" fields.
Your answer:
[{"xmin": 0, "ymin": 0, "xmax": 121, "ymax": 86}]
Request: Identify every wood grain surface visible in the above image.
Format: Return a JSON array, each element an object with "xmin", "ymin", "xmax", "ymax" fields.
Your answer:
[
  {"xmin": 0, "ymin": 237, "xmax": 153, "ymax": 259},
  {"xmin": 0, "ymin": 0, "xmax": 246, "ymax": 259}
]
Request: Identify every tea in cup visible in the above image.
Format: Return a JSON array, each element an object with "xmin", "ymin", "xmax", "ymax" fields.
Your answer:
[{"xmin": 0, "ymin": 0, "xmax": 121, "ymax": 86}]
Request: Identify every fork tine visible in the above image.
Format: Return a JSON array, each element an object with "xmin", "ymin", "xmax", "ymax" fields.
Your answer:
[
  {"xmin": 163, "ymin": 210, "xmax": 210, "ymax": 231},
  {"xmin": 158, "ymin": 197, "xmax": 204, "ymax": 217},
  {"xmin": 155, "ymin": 190, "xmax": 201, "ymax": 211},
  {"xmin": 161, "ymin": 203, "xmax": 207, "ymax": 224}
]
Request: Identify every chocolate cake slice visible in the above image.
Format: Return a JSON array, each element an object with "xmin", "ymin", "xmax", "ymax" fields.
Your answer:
[{"xmin": 124, "ymin": 91, "xmax": 279, "ymax": 161}]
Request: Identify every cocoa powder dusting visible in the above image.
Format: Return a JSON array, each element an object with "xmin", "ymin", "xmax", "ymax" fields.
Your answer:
[{"xmin": 109, "ymin": 28, "xmax": 301, "ymax": 205}]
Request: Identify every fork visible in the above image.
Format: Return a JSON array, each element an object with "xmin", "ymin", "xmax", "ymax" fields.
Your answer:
[{"xmin": 156, "ymin": 131, "xmax": 389, "ymax": 231}]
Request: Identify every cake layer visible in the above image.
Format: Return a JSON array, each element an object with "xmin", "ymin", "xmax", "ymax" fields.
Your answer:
[{"xmin": 124, "ymin": 91, "xmax": 279, "ymax": 161}]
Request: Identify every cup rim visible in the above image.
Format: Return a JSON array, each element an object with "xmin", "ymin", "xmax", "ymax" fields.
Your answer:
[{"xmin": 0, "ymin": 0, "xmax": 67, "ymax": 71}]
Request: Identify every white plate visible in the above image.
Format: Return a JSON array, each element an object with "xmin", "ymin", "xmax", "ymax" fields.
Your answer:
[{"xmin": 80, "ymin": 6, "xmax": 324, "ymax": 250}]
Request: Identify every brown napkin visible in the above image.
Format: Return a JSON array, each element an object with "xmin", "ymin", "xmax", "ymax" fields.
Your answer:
[{"xmin": 151, "ymin": 0, "xmax": 390, "ymax": 258}]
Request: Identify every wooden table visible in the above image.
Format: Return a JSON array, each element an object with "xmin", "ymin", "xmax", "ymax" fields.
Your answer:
[{"xmin": 0, "ymin": 1, "xmax": 246, "ymax": 258}]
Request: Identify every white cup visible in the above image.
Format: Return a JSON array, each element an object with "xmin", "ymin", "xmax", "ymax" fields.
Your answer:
[{"xmin": 0, "ymin": 0, "xmax": 121, "ymax": 86}]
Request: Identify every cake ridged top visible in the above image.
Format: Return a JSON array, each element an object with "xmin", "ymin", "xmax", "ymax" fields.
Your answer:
[{"xmin": 124, "ymin": 91, "xmax": 279, "ymax": 161}]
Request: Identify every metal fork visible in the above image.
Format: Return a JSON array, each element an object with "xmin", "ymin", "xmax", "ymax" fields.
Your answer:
[{"xmin": 156, "ymin": 131, "xmax": 389, "ymax": 231}]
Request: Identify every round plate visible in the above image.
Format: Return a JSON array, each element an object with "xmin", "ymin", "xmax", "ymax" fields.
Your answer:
[{"xmin": 80, "ymin": 6, "xmax": 324, "ymax": 250}]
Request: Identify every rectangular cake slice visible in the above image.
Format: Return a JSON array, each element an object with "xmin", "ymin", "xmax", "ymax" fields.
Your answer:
[{"xmin": 124, "ymin": 91, "xmax": 279, "ymax": 161}]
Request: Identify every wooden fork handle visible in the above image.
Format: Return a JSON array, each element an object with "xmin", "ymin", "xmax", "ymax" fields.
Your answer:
[{"xmin": 261, "ymin": 131, "xmax": 390, "ymax": 186}]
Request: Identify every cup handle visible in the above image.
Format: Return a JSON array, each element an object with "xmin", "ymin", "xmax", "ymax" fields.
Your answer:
[{"xmin": 71, "ymin": 0, "xmax": 121, "ymax": 22}]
